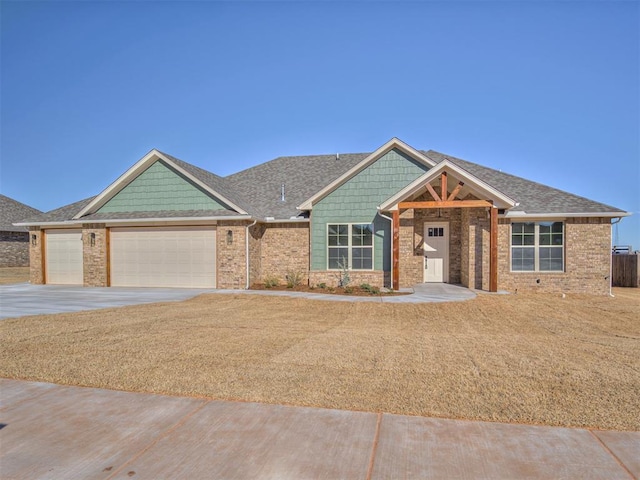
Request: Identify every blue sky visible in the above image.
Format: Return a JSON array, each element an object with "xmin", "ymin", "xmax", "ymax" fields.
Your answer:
[{"xmin": 1, "ymin": 1, "xmax": 638, "ymax": 247}]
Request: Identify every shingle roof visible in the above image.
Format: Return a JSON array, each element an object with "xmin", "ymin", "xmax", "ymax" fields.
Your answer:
[
  {"xmin": 0, "ymin": 194, "xmax": 43, "ymax": 231},
  {"xmin": 225, "ymin": 153, "xmax": 367, "ymax": 219},
  {"xmin": 423, "ymin": 151, "xmax": 626, "ymax": 214},
  {"xmin": 24, "ymin": 145, "xmax": 626, "ymax": 224}
]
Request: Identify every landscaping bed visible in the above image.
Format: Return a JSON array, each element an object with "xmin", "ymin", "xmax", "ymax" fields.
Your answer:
[{"xmin": 249, "ymin": 282, "xmax": 409, "ymax": 296}]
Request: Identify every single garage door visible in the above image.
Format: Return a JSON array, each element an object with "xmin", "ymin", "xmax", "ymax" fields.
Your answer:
[
  {"xmin": 110, "ymin": 227, "xmax": 216, "ymax": 288},
  {"xmin": 45, "ymin": 229, "xmax": 84, "ymax": 285}
]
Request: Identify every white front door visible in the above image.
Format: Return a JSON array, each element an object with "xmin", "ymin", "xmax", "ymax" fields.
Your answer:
[{"xmin": 424, "ymin": 223, "xmax": 449, "ymax": 283}]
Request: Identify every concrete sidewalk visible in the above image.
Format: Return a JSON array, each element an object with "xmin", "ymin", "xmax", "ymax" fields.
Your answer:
[{"xmin": 1, "ymin": 379, "xmax": 637, "ymax": 479}]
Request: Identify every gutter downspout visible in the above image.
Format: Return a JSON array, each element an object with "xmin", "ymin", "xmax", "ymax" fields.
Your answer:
[
  {"xmin": 378, "ymin": 210, "xmax": 394, "ymax": 288},
  {"xmin": 246, "ymin": 219, "xmax": 258, "ymax": 289},
  {"xmin": 609, "ymin": 217, "xmax": 623, "ymax": 297}
]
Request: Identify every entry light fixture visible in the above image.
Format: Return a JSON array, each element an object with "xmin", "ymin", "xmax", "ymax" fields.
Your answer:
[
  {"xmin": 227, "ymin": 230, "xmax": 233, "ymax": 245},
  {"xmin": 90, "ymin": 232, "xmax": 96, "ymax": 246},
  {"xmin": 31, "ymin": 234, "xmax": 37, "ymax": 246}
]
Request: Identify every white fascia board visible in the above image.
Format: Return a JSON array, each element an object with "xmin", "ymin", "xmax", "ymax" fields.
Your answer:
[
  {"xmin": 73, "ymin": 149, "xmax": 248, "ymax": 219},
  {"xmin": 504, "ymin": 211, "xmax": 631, "ymax": 219},
  {"xmin": 379, "ymin": 160, "xmax": 517, "ymax": 211},
  {"xmin": 263, "ymin": 217, "xmax": 310, "ymax": 223},
  {"xmin": 297, "ymin": 137, "xmax": 437, "ymax": 211},
  {"xmin": 12, "ymin": 221, "xmax": 81, "ymax": 228},
  {"xmin": 15, "ymin": 215, "xmax": 253, "ymax": 228},
  {"xmin": 73, "ymin": 149, "xmax": 162, "ymax": 219}
]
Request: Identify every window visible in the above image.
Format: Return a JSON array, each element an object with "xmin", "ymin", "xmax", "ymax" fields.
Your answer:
[
  {"xmin": 328, "ymin": 224, "xmax": 373, "ymax": 270},
  {"xmin": 511, "ymin": 222, "xmax": 564, "ymax": 272},
  {"xmin": 427, "ymin": 227, "xmax": 444, "ymax": 237}
]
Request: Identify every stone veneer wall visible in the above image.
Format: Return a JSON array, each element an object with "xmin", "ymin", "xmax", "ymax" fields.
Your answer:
[
  {"xmin": 498, "ymin": 217, "xmax": 612, "ymax": 295},
  {"xmin": 217, "ymin": 221, "xmax": 248, "ymax": 289},
  {"xmin": 82, "ymin": 224, "xmax": 109, "ymax": 287},
  {"xmin": 260, "ymin": 223, "xmax": 310, "ymax": 285},
  {"xmin": 29, "ymin": 228, "xmax": 44, "ymax": 284},
  {"xmin": 0, "ymin": 231, "xmax": 30, "ymax": 267}
]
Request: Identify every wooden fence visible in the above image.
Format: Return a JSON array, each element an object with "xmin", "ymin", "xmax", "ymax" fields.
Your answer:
[{"xmin": 612, "ymin": 254, "xmax": 639, "ymax": 287}]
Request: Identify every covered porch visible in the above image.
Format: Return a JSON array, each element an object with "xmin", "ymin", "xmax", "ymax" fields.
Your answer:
[{"xmin": 380, "ymin": 161, "xmax": 517, "ymax": 292}]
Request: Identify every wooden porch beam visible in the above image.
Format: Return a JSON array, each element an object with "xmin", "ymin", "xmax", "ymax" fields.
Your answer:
[
  {"xmin": 447, "ymin": 181, "xmax": 465, "ymax": 201},
  {"xmin": 425, "ymin": 183, "xmax": 441, "ymax": 202},
  {"xmin": 490, "ymin": 206, "xmax": 498, "ymax": 292},
  {"xmin": 398, "ymin": 200, "xmax": 493, "ymax": 209},
  {"xmin": 392, "ymin": 209, "xmax": 400, "ymax": 290},
  {"xmin": 440, "ymin": 172, "xmax": 447, "ymax": 201}
]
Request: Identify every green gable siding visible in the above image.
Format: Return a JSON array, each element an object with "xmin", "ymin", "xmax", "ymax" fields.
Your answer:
[
  {"xmin": 310, "ymin": 149, "xmax": 429, "ymax": 271},
  {"xmin": 98, "ymin": 161, "xmax": 229, "ymax": 213}
]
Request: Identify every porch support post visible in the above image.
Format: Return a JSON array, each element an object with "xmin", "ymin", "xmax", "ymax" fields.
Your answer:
[
  {"xmin": 490, "ymin": 206, "xmax": 498, "ymax": 292},
  {"xmin": 392, "ymin": 209, "xmax": 400, "ymax": 290}
]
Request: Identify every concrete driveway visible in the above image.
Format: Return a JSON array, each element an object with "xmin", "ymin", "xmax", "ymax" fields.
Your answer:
[
  {"xmin": 0, "ymin": 283, "xmax": 479, "ymax": 320},
  {"xmin": 0, "ymin": 284, "xmax": 215, "ymax": 320}
]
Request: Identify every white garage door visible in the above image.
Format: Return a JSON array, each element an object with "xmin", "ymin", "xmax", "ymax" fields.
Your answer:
[
  {"xmin": 110, "ymin": 227, "xmax": 216, "ymax": 288},
  {"xmin": 45, "ymin": 229, "xmax": 83, "ymax": 285}
]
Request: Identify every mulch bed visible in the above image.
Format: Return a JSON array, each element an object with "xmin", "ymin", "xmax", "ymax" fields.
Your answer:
[{"xmin": 249, "ymin": 283, "xmax": 410, "ymax": 296}]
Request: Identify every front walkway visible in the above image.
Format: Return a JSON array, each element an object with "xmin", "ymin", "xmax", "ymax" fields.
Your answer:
[
  {"xmin": 1, "ymin": 379, "xmax": 637, "ymax": 479},
  {"xmin": 214, "ymin": 282, "xmax": 478, "ymax": 303}
]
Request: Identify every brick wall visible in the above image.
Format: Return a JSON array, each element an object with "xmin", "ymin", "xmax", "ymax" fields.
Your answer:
[
  {"xmin": 82, "ymin": 225, "xmax": 108, "ymax": 287},
  {"xmin": 460, "ymin": 208, "xmax": 490, "ymax": 290},
  {"xmin": 216, "ymin": 222, "xmax": 248, "ymax": 289},
  {"xmin": 397, "ymin": 192, "xmax": 464, "ymax": 288},
  {"xmin": 308, "ymin": 270, "xmax": 384, "ymax": 288},
  {"xmin": 260, "ymin": 222, "xmax": 310, "ymax": 285},
  {"xmin": 0, "ymin": 231, "xmax": 30, "ymax": 267},
  {"xmin": 498, "ymin": 217, "xmax": 612, "ymax": 295},
  {"xmin": 248, "ymin": 223, "xmax": 265, "ymax": 287},
  {"xmin": 29, "ymin": 228, "xmax": 44, "ymax": 284}
]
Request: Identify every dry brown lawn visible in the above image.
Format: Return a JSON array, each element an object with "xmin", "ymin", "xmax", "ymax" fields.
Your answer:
[
  {"xmin": 0, "ymin": 267, "xmax": 29, "ymax": 284},
  {"xmin": 1, "ymin": 288, "xmax": 638, "ymax": 431}
]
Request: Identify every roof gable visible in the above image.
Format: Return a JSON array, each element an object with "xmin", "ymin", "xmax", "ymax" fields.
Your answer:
[
  {"xmin": 97, "ymin": 160, "xmax": 229, "ymax": 214},
  {"xmin": 297, "ymin": 138, "xmax": 436, "ymax": 210},
  {"xmin": 379, "ymin": 159, "xmax": 517, "ymax": 211},
  {"xmin": 74, "ymin": 150, "xmax": 248, "ymax": 219}
]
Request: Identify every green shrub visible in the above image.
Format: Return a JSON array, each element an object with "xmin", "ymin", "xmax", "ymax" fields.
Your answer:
[
  {"xmin": 285, "ymin": 270, "xmax": 304, "ymax": 288},
  {"xmin": 264, "ymin": 275, "xmax": 279, "ymax": 288}
]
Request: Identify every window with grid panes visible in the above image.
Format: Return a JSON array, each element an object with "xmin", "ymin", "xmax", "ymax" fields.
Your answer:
[
  {"xmin": 511, "ymin": 222, "xmax": 564, "ymax": 272},
  {"xmin": 327, "ymin": 224, "xmax": 373, "ymax": 270}
]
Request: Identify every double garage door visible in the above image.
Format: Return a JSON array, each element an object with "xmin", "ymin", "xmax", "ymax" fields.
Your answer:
[{"xmin": 45, "ymin": 227, "xmax": 217, "ymax": 288}]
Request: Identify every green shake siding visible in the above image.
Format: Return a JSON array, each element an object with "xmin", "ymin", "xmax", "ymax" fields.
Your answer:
[
  {"xmin": 310, "ymin": 149, "xmax": 429, "ymax": 271},
  {"xmin": 98, "ymin": 161, "xmax": 228, "ymax": 213}
]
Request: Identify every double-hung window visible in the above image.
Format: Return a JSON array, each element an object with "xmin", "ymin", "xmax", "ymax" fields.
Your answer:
[
  {"xmin": 327, "ymin": 224, "xmax": 373, "ymax": 270},
  {"xmin": 511, "ymin": 222, "xmax": 564, "ymax": 272}
]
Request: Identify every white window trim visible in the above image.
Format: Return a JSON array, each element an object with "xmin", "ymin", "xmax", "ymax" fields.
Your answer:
[
  {"xmin": 510, "ymin": 222, "xmax": 565, "ymax": 273},
  {"xmin": 326, "ymin": 223, "xmax": 375, "ymax": 271}
]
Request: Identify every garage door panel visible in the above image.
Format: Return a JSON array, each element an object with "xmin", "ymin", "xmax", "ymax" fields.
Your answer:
[
  {"xmin": 110, "ymin": 227, "xmax": 216, "ymax": 288},
  {"xmin": 45, "ymin": 230, "xmax": 83, "ymax": 285}
]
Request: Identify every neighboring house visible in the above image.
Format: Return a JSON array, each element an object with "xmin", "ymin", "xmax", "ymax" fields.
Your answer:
[
  {"xmin": 17, "ymin": 138, "xmax": 630, "ymax": 294},
  {"xmin": 0, "ymin": 194, "xmax": 42, "ymax": 267}
]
